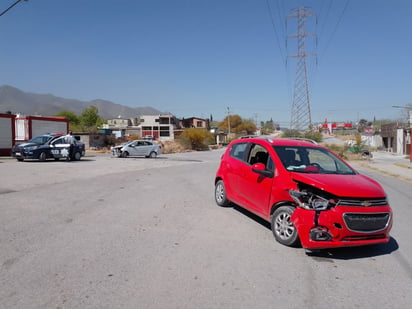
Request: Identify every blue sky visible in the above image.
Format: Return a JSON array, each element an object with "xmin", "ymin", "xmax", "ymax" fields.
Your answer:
[{"xmin": 1, "ymin": 0, "xmax": 411, "ymax": 126}]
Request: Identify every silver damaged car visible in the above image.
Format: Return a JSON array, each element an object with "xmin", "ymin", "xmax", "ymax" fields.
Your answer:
[{"xmin": 111, "ymin": 140, "xmax": 161, "ymax": 158}]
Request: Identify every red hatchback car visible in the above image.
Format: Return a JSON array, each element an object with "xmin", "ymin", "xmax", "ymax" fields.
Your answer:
[{"xmin": 214, "ymin": 136, "xmax": 392, "ymax": 250}]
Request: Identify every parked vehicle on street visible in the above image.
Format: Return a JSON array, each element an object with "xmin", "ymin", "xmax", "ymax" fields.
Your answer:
[
  {"xmin": 143, "ymin": 135, "xmax": 155, "ymax": 141},
  {"xmin": 111, "ymin": 140, "xmax": 161, "ymax": 158},
  {"xmin": 214, "ymin": 136, "xmax": 393, "ymax": 250},
  {"xmin": 12, "ymin": 133, "xmax": 86, "ymax": 162}
]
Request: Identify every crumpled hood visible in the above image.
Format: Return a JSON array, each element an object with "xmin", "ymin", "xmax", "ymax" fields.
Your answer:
[{"xmin": 291, "ymin": 172, "xmax": 386, "ymax": 198}]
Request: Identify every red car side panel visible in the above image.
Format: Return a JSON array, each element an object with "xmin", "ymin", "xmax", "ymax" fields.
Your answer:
[
  {"xmin": 220, "ymin": 155, "xmax": 245, "ymax": 205},
  {"xmin": 236, "ymin": 165, "xmax": 274, "ymax": 218}
]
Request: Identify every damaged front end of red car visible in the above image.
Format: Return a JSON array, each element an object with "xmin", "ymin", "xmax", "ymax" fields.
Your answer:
[{"xmin": 289, "ymin": 187, "xmax": 393, "ymax": 249}]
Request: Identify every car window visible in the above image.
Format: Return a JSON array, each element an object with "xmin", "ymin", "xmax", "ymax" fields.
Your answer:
[
  {"xmin": 306, "ymin": 148, "xmax": 354, "ymax": 174},
  {"xmin": 306, "ymin": 148, "xmax": 334, "ymax": 170},
  {"xmin": 274, "ymin": 146, "xmax": 355, "ymax": 174},
  {"xmin": 275, "ymin": 147, "xmax": 302, "ymax": 167},
  {"xmin": 230, "ymin": 143, "xmax": 248, "ymax": 161},
  {"xmin": 51, "ymin": 137, "xmax": 66, "ymax": 145},
  {"xmin": 29, "ymin": 136, "xmax": 51, "ymax": 144},
  {"xmin": 247, "ymin": 144, "xmax": 270, "ymax": 168}
]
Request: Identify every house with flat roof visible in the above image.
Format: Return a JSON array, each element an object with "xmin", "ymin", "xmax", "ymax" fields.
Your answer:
[
  {"xmin": 139, "ymin": 114, "xmax": 177, "ymax": 141},
  {"xmin": 179, "ymin": 117, "xmax": 209, "ymax": 129}
]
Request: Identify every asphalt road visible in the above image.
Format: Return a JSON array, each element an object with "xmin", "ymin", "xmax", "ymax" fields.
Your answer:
[{"xmin": 1, "ymin": 151, "xmax": 411, "ymax": 309}]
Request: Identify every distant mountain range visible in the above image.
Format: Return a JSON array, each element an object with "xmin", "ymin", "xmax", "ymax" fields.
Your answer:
[{"xmin": 0, "ymin": 85, "xmax": 162, "ymax": 119}]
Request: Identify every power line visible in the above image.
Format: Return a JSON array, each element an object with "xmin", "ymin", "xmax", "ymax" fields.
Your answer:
[
  {"xmin": 319, "ymin": 0, "xmax": 351, "ymax": 59},
  {"xmin": 274, "ymin": 0, "xmax": 287, "ymax": 40},
  {"xmin": 317, "ymin": 0, "xmax": 333, "ymax": 41},
  {"xmin": 265, "ymin": 0, "xmax": 286, "ymax": 63},
  {"xmin": 0, "ymin": 0, "xmax": 28, "ymax": 17}
]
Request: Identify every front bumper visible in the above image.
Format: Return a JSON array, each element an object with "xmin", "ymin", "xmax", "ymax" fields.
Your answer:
[
  {"xmin": 111, "ymin": 148, "xmax": 122, "ymax": 157},
  {"xmin": 291, "ymin": 206, "xmax": 393, "ymax": 249},
  {"xmin": 13, "ymin": 149, "xmax": 37, "ymax": 160}
]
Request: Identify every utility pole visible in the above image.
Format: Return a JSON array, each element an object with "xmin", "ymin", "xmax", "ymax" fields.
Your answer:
[{"xmin": 287, "ymin": 7, "xmax": 316, "ymax": 131}]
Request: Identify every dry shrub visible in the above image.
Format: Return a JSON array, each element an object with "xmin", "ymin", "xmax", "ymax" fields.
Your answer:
[
  {"xmin": 179, "ymin": 128, "xmax": 214, "ymax": 150},
  {"xmin": 161, "ymin": 141, "xmax": 187, "ymax": 154}
]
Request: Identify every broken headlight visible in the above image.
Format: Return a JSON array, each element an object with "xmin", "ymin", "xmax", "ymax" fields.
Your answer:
[{"xmin": 289, "ymin": 190, "xmax": 333, "ymax": 211}]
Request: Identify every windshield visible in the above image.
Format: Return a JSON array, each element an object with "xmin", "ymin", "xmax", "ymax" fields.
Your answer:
[
  {"xmin": 28, "ymin": 135, "xmax": 54, "ymax": 145},
  {"xmin": 273, "ymin": 145, "xmax": 356, "ymax": 175}
]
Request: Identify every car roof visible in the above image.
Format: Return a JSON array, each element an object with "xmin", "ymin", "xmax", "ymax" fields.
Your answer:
[
  {"xmin": 234, "ymin": 136, "xmax": 320, "ymax": 147},
  {"xmin": 29, "ymin": 133, "xmax": 60, "ymax": 140},
  {"xmin": 38, "ymin": 133, "xmax": 63, "ymax": 138}
]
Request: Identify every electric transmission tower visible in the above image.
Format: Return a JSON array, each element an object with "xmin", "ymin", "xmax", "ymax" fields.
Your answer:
[{"xmin": 287, "ymin": 7, "xmax": 316, "ymax": 131}]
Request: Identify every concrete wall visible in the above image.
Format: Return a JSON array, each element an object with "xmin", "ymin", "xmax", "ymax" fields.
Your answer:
[
  {"xmin": 396, "ymin": 129, "xmax": 404, "ymax": 155},
  {"xmin": 76, "ymin": 133, "xmax": 108, "ymax": 150},
  {"xmin": 362, "ymin": 135, "xmax": 383, "ymax": 148},
  {"xmin": 0, "ymin": 114, "xmax": 15, "ymax": 156}
]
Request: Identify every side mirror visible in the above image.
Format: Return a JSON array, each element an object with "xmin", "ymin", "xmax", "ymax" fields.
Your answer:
[{"xmin": 252, "ymin": 163, "xmax": 274, "ymax": 178}]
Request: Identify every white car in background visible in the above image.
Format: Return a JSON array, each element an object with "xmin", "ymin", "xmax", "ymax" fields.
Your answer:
[{"xmin": 111, "ymin": 140, "xmax": 161, "ymax": 158}]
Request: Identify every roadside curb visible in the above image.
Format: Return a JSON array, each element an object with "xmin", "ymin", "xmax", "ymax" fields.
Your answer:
[
  {"xmin": 394, "ymin": 162, "xmax": 412, "ymax": 169},
  {"xmin": 355, "ymin": 161, "xmax": 412, "ymax": 184}
]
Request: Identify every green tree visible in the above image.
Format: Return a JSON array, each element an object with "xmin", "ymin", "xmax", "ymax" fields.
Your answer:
[
  {"xmin": 54, "ymin": 110, "xmax": 81, "ymax": 131},
  {"xmin": 79, "ymin": 106, "xmax": 105, "ymax": 132},
  {"xmin": 55, "ymin": 110, "xmax": 79, "ymax": 124}
]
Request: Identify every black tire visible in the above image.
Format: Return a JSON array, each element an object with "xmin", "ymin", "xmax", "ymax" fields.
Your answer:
[
  {"xmin": 73, "ymin": 152, "xmax": 81, "ymax": 161},
  {"xmin": 39, "ymin": 152, "xmax": 47, "ymax": 162},
  {"xmin": 54, "ymin": 158, "xmax": 60, "ymax": 161},
  {"xmin": 215, "ymin": 180, "xmax": 231, "ymax": 207},
  {"xmin": 122, "ymin": 151, "xmax": 129, "ymax": 158},
  {"xmin": 17, "ymin": 158, "xmax": 24, "ymax": 162},
  {"xmin": 271, "ymin": 206, "xmax": 299, "ymax": 247},
  {"xmin": 149, "ymin": 151, "xmax": 157, "ymax": 158}
]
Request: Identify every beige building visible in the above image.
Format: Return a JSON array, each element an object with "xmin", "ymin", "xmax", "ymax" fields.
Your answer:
[{"xmin": 139, "ymin": 114, "xmax": 177, "ymax": 141}]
